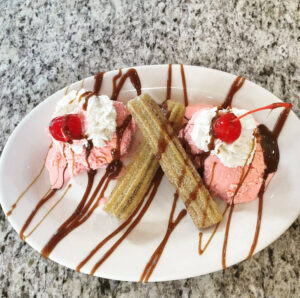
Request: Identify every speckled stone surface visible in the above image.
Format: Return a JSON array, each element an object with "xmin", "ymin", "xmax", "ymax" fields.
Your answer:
[{"xmin": 0, "ymin": 0, "xmax": 299, "ymax": 297}]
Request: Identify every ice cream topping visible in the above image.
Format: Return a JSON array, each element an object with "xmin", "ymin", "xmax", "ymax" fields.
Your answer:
[
  {"xmin": 85, "ymin": 94, "xmax": 117, "ymax": 148},
  {"xmin": 49, "ymin": 114, "xmax": 84, "ymax": 142},
  {"xmin": 189, "ymin": 107, "xmax": 257, "ymax": 168}
]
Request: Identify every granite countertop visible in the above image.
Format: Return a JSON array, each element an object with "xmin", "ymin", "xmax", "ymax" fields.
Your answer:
[{"xmin": 0, "ymin": 0, "xmax": 299, "ymax": 297}]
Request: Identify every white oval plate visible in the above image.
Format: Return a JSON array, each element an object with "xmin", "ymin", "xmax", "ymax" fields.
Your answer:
[{"xmin": 0, "ymin": 65, "xmax": 300, "ymax": 282}]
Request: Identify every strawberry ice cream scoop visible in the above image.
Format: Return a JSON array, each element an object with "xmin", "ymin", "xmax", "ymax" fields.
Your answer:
[
  {"xmin": 181, "ymin": 105, "xmax": 269, "ymax": 204},
  {"xmin": 46, "ymin": 89, "xmax": 136, "ymax": 189},
  {"xmin": 203, "ymin": 143, "xmax": 272, "ymax": 204}
]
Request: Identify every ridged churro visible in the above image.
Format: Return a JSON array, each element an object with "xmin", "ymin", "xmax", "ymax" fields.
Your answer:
[
  {"xmin": 128, "ymin": 94, "xmax": 222, "ymax": 228},
  {"xmin": 104, "ymin": 100, "xmax": 185, "ymax": 220}
]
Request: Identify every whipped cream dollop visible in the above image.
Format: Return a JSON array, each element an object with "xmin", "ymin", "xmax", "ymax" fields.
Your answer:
[
  {"xmin": 53, "ymin": 88, "xmax": 117, "ymax": 152},
  {"xmin": 191, "ymin": 107, "xmax": 257, "ymax": 167},
  {"xmin": 85, "ymin": 95, "xmax": 116, "ymax": 147}
]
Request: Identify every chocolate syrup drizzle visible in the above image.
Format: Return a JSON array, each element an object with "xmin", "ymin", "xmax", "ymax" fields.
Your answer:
[
  {"xmin": 87, "ymin": 169, "xmax": 164, "ymax": 276},
  {"xmin": 24, "ymin": 185, "xmax": 73, "ymax": 240},
  {"xmin": 156, "ymin": 64, "xmax": 176, "ymax": 159},
  {"xmin": 180, "ymin": 64, "xmax": 188, "ymax": 107},
  {"xmin": 245, "ymin": 120, "xmax": 283, "ymax": 260},
  {"xmin": 111, "ymin": 68, "xmax": 141, "ymax": 101},
  {"xmin": 221, "ymin": 76, "xmax": 246, "ymax": 109},
  {"xmin": 82, "ymin": 93, "xmax": 96, "ymax": 111},
  {"xmin": 94, "ymin": 72, "xmax": 105, "ymax": 95},
  {"xmin": 166, "ymin": 64, "xmax": 172, "ymax": 101},
  {"xmin": 156, "ymin": 63, "xmax": 190, "ymax": 161},
  {"xmin": 156, "ymin": 121, "xmax": 170, "ymax": 161},
  {"xmin": 85, "ymin": 140, "xmax": 94, "ymax": 169},
  {"xmin": 198, "ymin": 205, "xmax": 229, "ymax": 255},
  {"xmin": 111, "ymin": 69, "xmax": 123, "ymax": 99},
  {"xmin": 7, "ymin": 163, "xmax": 46, "ymax": 217},
  {"xmin": 19, "ymin": 189, "xmax": 57, "ymax": 240},
  {"xmin": 7, "ymin": 142, "xmax": 56, "ymax": 217},
  {"xmin": 208, "ymin": 106, "xmax": 222, "ymax": 151},
  {"xmin": 140, "ymin": 192, "xmax": 187, "ymax": 282},
  {"xmin": 75, "ymin": 174, "xmax": 156, "ymax": 272}
]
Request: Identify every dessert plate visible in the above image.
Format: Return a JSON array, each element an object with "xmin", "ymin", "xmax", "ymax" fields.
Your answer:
[{"xmin": 0, "ymin": 65, "xmax": 300, "ymax": 282}]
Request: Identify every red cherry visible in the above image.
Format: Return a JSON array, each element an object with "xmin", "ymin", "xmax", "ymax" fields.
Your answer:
[
  {"xmin": 212, "ymin": 102, "xmax": 293, "ymax": 145},
  {"xmin": 212, "ymin": 113, "xmax": 242, "ymax": 144},
  {"xmin": 49, "ymin": 114, "xmax": 83, "ymax": 142}
]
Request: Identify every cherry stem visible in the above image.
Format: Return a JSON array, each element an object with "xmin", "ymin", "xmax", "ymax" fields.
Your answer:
[{"xmin": 232, "ymin": 102, "xmax": 293, "ymax": 122}]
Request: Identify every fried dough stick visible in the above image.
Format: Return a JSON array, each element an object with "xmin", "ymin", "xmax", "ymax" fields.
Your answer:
[
  {"xmin": 128, "ymin": 94, "xmax": 222, "ymax": 228},
  {"xmin": 104, "ymin": 100, "xmax": 185, "ymax": 220}
]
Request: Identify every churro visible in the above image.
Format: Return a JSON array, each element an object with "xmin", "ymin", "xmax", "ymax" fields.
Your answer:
[
  {"xmin": 128, "ymin": 94, "xmax": 222, "ymax": 228},
  {"xmin": 104, "ymin": 100, "xmax": 185, "ymax": 219}
]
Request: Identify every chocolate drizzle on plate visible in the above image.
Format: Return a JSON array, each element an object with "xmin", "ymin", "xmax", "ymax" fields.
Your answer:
[
  {"xmin": 6, "ymin": 160, "xmax": 47, "ymax": 217},
  {"xmin": 75, "ymin": 171, "xmax": 158, "ymax": 272},
  {"xmin": 140, "ymin": 191, "xmax": 187, "ymax": 282},
  {"xmin": 221, "ymin": 76, "xmax": 246, "ymax": 109},
  {"xmin": 19, "ymin": 189, "xmax": 57, "ymax": 240},
  {"xmin": 198, "ymin": 205, "xmax": 229, "ymax": 255},
  {"xmin": 166, "ymin": 64, "xmax": 172, "ymax": 101},
  {"xmin": 83, "ymin": 168, "xmax": 164, "ymax": 276},
  {"xmin": 94, "ymin": 72, "xmax": 105, "ymax": 94},
  {"xmin": 156, "ymin": 65, "xmax": 190, "ymax": 160},
  {"xmin": 78, "ymin": 71, "xmax": 106, "ymax": 109},
  {"xmin": 272, "ymin": 106, "xmax": 291, "ymax": 139},
  {"xmin": 222, "ymin": 136, "xmax": 255, "ymax": 268},
  {"xmin": 221, "ymin": 139, "xmax": 253, "ymax": 268},
  {"xmin": 41, "ymin": 170, "xmax": 97, "ymax": 258},
  {"xmin": 180, "ymin": 64, "xmax": 189, "ymax": 107},
  {"xmin": 111, "ymin": 69, "xmax": 123, "ymax": 99},
  {"xmin": 245, "ymin": 123, "xmax": 282, "ymax": 260},
  {"xmin": 221, "ymin": 203, "xmax": 235, "ymax": 269},
  {"xmin": 111, "ymin": 68, "xmax": 141, "ymax": 101},
  {"xmin": 23, "ymin": 184, "xmax": 72, "ymax": 240}
]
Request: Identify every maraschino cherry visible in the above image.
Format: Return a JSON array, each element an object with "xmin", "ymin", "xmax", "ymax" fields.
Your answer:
[
  {"xmin": 212, "ymin": 102, "xmax": 292, "ymax": 144},
  {"xmin": 49, "ymin": 114, "xmax": 83, "ymax": 142}
]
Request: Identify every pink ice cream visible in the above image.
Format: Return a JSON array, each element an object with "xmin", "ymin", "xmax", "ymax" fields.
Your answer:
[
  {"xmin": 182, "ymin": 105, "xmax": 271, "ymax": 204},
  {"xmin": 203, "ymin": 145, "xmax": 272, "ymax": 204},
  {"xmin": 46, "ymin": 101, "xmax": 136, "ymax": 189}
]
